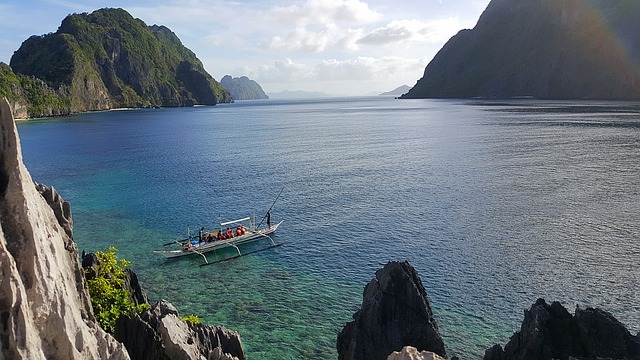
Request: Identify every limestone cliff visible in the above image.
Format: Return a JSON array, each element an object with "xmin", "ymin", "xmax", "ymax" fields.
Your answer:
[
  {"xmin": 220, "ymin": 75, "xmax": 269, "ymax": 100},
  {"xmin": 337, "ymin": 261, "xmax": 446, "ymax": 360},
  {"xmin": 8, "ymin": 8, "xmax": 231, "ymax": 118},
  {"xmin": 0, "ymin": 96, "xmax": 129, "ymax": 358},
  {"xmin": 402, "ymin": 0, "xmax": 640, "ymax": 100},
  {"xmin": 483, "ymin": 298, "xmax": 640, "ymax": 360}
]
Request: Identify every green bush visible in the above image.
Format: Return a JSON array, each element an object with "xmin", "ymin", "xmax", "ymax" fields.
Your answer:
[
  {"xmin": 86, "ymin": 246, "xmax": 148, "ymax": 332},
  {"xmin": 180, "ymin": 314, "xmax": 201, "ymax": 325}
]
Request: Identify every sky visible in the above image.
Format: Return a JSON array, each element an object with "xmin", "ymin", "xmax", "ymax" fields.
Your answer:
[{"xmin": 0, "ymin": 0, "xmax": 491, "ymax": 96}]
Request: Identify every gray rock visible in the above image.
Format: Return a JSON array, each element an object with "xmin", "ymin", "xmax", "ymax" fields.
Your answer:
[
  {"xmin": 114, "ymin": 300, "xmax": 245, "ymax": 360},
  {"xmin": 337, "ymin": 261, "xmax": 446, "ymax": 360},
  {"xmin": 483, "ymin": 298, "xmax": 640, "ymax": 360}
]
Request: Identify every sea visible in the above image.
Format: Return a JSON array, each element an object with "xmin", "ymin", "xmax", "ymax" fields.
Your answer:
[{"xmin": 17, "ymin": 97, "xmax": 640, "ymax": 359}]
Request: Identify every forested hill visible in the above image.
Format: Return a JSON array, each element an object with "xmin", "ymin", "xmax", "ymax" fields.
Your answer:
[
  {"xmin": 5, "ymin": 8, "xmax": 231, "ymax": 118},
  {"xmin": 402, "ymin": 0, "xmax": 640, "ymax": 100}
]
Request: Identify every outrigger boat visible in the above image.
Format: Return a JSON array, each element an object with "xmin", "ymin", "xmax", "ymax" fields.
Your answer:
[
  {"xmin": 154, "ymin": 216, "xmax": 283, "ymax": 266},
  {"xmin": 154, "ymin": 188, "xmax": 284, "ymax": 266}
]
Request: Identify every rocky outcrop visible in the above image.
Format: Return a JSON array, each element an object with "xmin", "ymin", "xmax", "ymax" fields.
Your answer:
[
  {"xmin": 337, "ymin": 261, "xmax": 446, "ymax": 360},
  {"xmin": 220, "ymin": 75, "xmax": 268, "ymax": 100},
  {"xmin": 8, "ymin": 8, "xmax": 231, "ymax": 118},
  {"xmin": 0, "ymin": 96, "xmax": 129, "ymax": 358},
  {"xmin": 483, "ymin": 298, "xmax": 640, "ymax": 360},
  {"xmin": 403, "ymin": 0, "xmax": 640, "ymax": 100},
  {"xmin": 387, "ymin": 346, "xmax": 445, "ymax": 360},
  {"xmin": 113, "ymin": 300, "xmax": 245, "ymax": 360}
]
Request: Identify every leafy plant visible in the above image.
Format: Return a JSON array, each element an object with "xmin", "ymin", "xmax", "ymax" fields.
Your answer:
[
  {"xmin": 85, "ymin": 246, "xmax": 147, "ymax": 332},
  {"xmin": 180, "ymin": 314, "xmax": 201, "ymax": 325}
]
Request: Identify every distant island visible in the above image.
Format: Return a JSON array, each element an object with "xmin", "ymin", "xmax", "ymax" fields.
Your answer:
[
  {"xmin": 402, "ymin": 0, "xmax": 640, "ymax": 100},
  {"xmin": 379, "ymin": 85, "xmax": 411, "ymax": 96},
  {"xmin": 268, "ymin": 90, "xmax": 335, "ymax": 99},
  {"xmin": 220, "ymin": 75, "xmax": 268, "ymax": 100},
  {"xmin": 0, "ymin": 8, "xmax": 231, "ymax": 119}
]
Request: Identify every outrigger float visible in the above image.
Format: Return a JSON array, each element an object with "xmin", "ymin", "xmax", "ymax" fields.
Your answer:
[{"xmin": 154, "ymin": 189, "xmax": 284, "ymax": 266}]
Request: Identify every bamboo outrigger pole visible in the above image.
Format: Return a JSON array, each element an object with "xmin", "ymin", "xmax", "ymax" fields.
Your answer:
[{"xmin": 256, "ymin": 186, "xmax": 284, "ymax": 229}]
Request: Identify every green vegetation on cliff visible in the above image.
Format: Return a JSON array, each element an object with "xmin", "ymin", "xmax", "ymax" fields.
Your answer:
[
  {"xmin": 1, "ymin": 63, "xmax": 70, "ymax": 117},
  {"xmin": 85, "ymin": 247, "xmax": 148, "ymax": 332},
  {"xmin": 8, "ymin": 8, "xmax": 230, "ymax": 117}
]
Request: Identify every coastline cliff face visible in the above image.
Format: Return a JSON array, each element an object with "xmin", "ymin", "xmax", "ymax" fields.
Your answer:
[
  {"xmin": 220, "ymin": 75, "xmax": 269, "ymax": 100},
  {"xmin": 1, "ymin": 96, "xmax": 247, "ymax": 359},
  {"xmin": 8, "ymin": 8, "xmax": 231, "ymax": 118},
  {"xmin": 402, "ymin": 0, "xmax": 640, "ymax": 100},
  {"xmin": 0, "ymin": 96, "xmax": 129, "ymax": 359}
]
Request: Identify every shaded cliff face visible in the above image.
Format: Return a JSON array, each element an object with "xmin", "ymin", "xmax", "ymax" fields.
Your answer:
[
  {"xmin": 220, "ymin": 75, "xmax": 269, "ymax": 100},
  {"xmin": 0, "ymin": 96, "xmax": 129, "ymax": 359},
  {"xmin": 9, "ymin": 8, "xmax": 231, "ymax": 116},
  {"xmin": 403, "ymin": 0, "xmax": 640, "ymax": 100}
]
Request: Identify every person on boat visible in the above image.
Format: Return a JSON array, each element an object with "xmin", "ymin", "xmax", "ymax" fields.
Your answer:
[
  {"xmin": 226, "ymin": 227, "xmax": 233, "ymax": 238},
  {"xmin": 198, "ymin": 227, "xmax": 204, "ymax": 243},
  {"xmin": 267, "ymin": 210, "xmax": 271, "ymax": 228}
]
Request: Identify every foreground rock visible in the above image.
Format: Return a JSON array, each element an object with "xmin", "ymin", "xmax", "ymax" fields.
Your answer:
[
  {"xmin": 114, "ymin": 300, "xmax": 245, "ymax": 360},
  {"xmin": 337, "ymin": 261, "xmax": 446, "ymax": 360},
  {"xmin": 483, "ymin": 298, "xmax": 640, "ymax": 360},
  {"xmin": 0, "ymin": 96, "xmax": 129, "ymax": 358},
  {"xmin": 388, "ymin": 346, "xmax": 445, "ymax": 360}
]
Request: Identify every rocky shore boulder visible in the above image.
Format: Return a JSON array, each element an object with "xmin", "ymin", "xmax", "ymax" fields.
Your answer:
[
  {"xmin": 337, "ymin": 261, "xmax": 446, "ymax": 360},
  {"xmin": 483, "ymin": 298, "xmax": 640, "ymax": 360},
  {"xmin": 0, "ymin": 96, "xmax": 129, "ymax": 359},
  {"xmin": 113, "ymin": 300, "xmax": 245, "ymax": 360}
]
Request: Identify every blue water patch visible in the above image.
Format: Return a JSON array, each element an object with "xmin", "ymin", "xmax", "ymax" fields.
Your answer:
[{"xmin": 17, "ymin": 97, "xmax": 640, "ymax": 359}]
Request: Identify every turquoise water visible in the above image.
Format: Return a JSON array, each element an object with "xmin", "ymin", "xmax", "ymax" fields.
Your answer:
[{"xmin": 18, "ymin": 98, "xmax": 640, "ymax": 359}]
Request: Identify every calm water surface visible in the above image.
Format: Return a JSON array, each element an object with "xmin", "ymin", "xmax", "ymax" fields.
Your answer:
[{"xmin": 18, "ymin": 97, "xmax": 640, "ymax": 359}]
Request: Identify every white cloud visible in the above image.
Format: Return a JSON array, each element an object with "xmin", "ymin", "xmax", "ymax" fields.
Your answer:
[
  {"xmin": 268, "ymin": 23, "xmax": 364, "ymax": 53},
  {"xmin": 358, "ymin": 18, "xmax": 465, "ymax": 46},
  {"xmin": 270, "ymin": 0, "xmax": 382, "ymax": 26}
]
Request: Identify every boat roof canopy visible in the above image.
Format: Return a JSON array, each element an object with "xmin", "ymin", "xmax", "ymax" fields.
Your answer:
[{"xmin": 220, "ymin": 217, "xmax": 251, "ymax": 226}]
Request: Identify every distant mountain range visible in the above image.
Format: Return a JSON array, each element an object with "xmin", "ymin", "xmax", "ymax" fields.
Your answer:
[
  {"xmin": 267, "ymin": 90, "xmax": 335, "ymax": 99},
  {"xmin": 220, "ymin": 75, "xmax": 268, "ymax": 100},
  {"xmin": 1, "ymin": 8, "xmax": 231, "ymax": 118},
  {"xmin": 403, "ymin": 0, "xmax": 640, "ymax": 100},
  {"xmin": 379, "ymin": 85, "xmax": 411, "ymax": 96}
]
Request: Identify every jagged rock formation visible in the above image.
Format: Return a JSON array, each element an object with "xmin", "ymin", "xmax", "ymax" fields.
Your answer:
[
  {"xmin": 82, "ymin": 251, "xmax": 245, "ymax": 359},
  {"xmin": 220, "ymin": 75, "xmax": 268, "ymax": 100},
  {"xmin": 113, "ymin": 300, "xmax": 246, "ymax": 360},
  {"xmin": 387, "ymin": 346, "xmax": 445, "ymax": 360},
  {"xmin": 483, "ymin": 298, "xmax": 640, "ymax": 360},
  {"xmin": 337, "ymin": 261, "xmax": 446, "ymax": 360},
  {"xmin": 0, "ymin": 96, "xmax": 130, "ymax": 359},
  {"xmin": 7, "ymin": 8, "xmax": 231, "ymax": 118},
  {"xmin": 403, "ymin": 0, "xmax": 640, "ymax": 100}
]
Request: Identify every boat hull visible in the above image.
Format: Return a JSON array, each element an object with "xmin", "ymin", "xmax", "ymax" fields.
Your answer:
[{"xmin": 154, "ymin": 221, "xmax": 282, "ymax": 259}]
